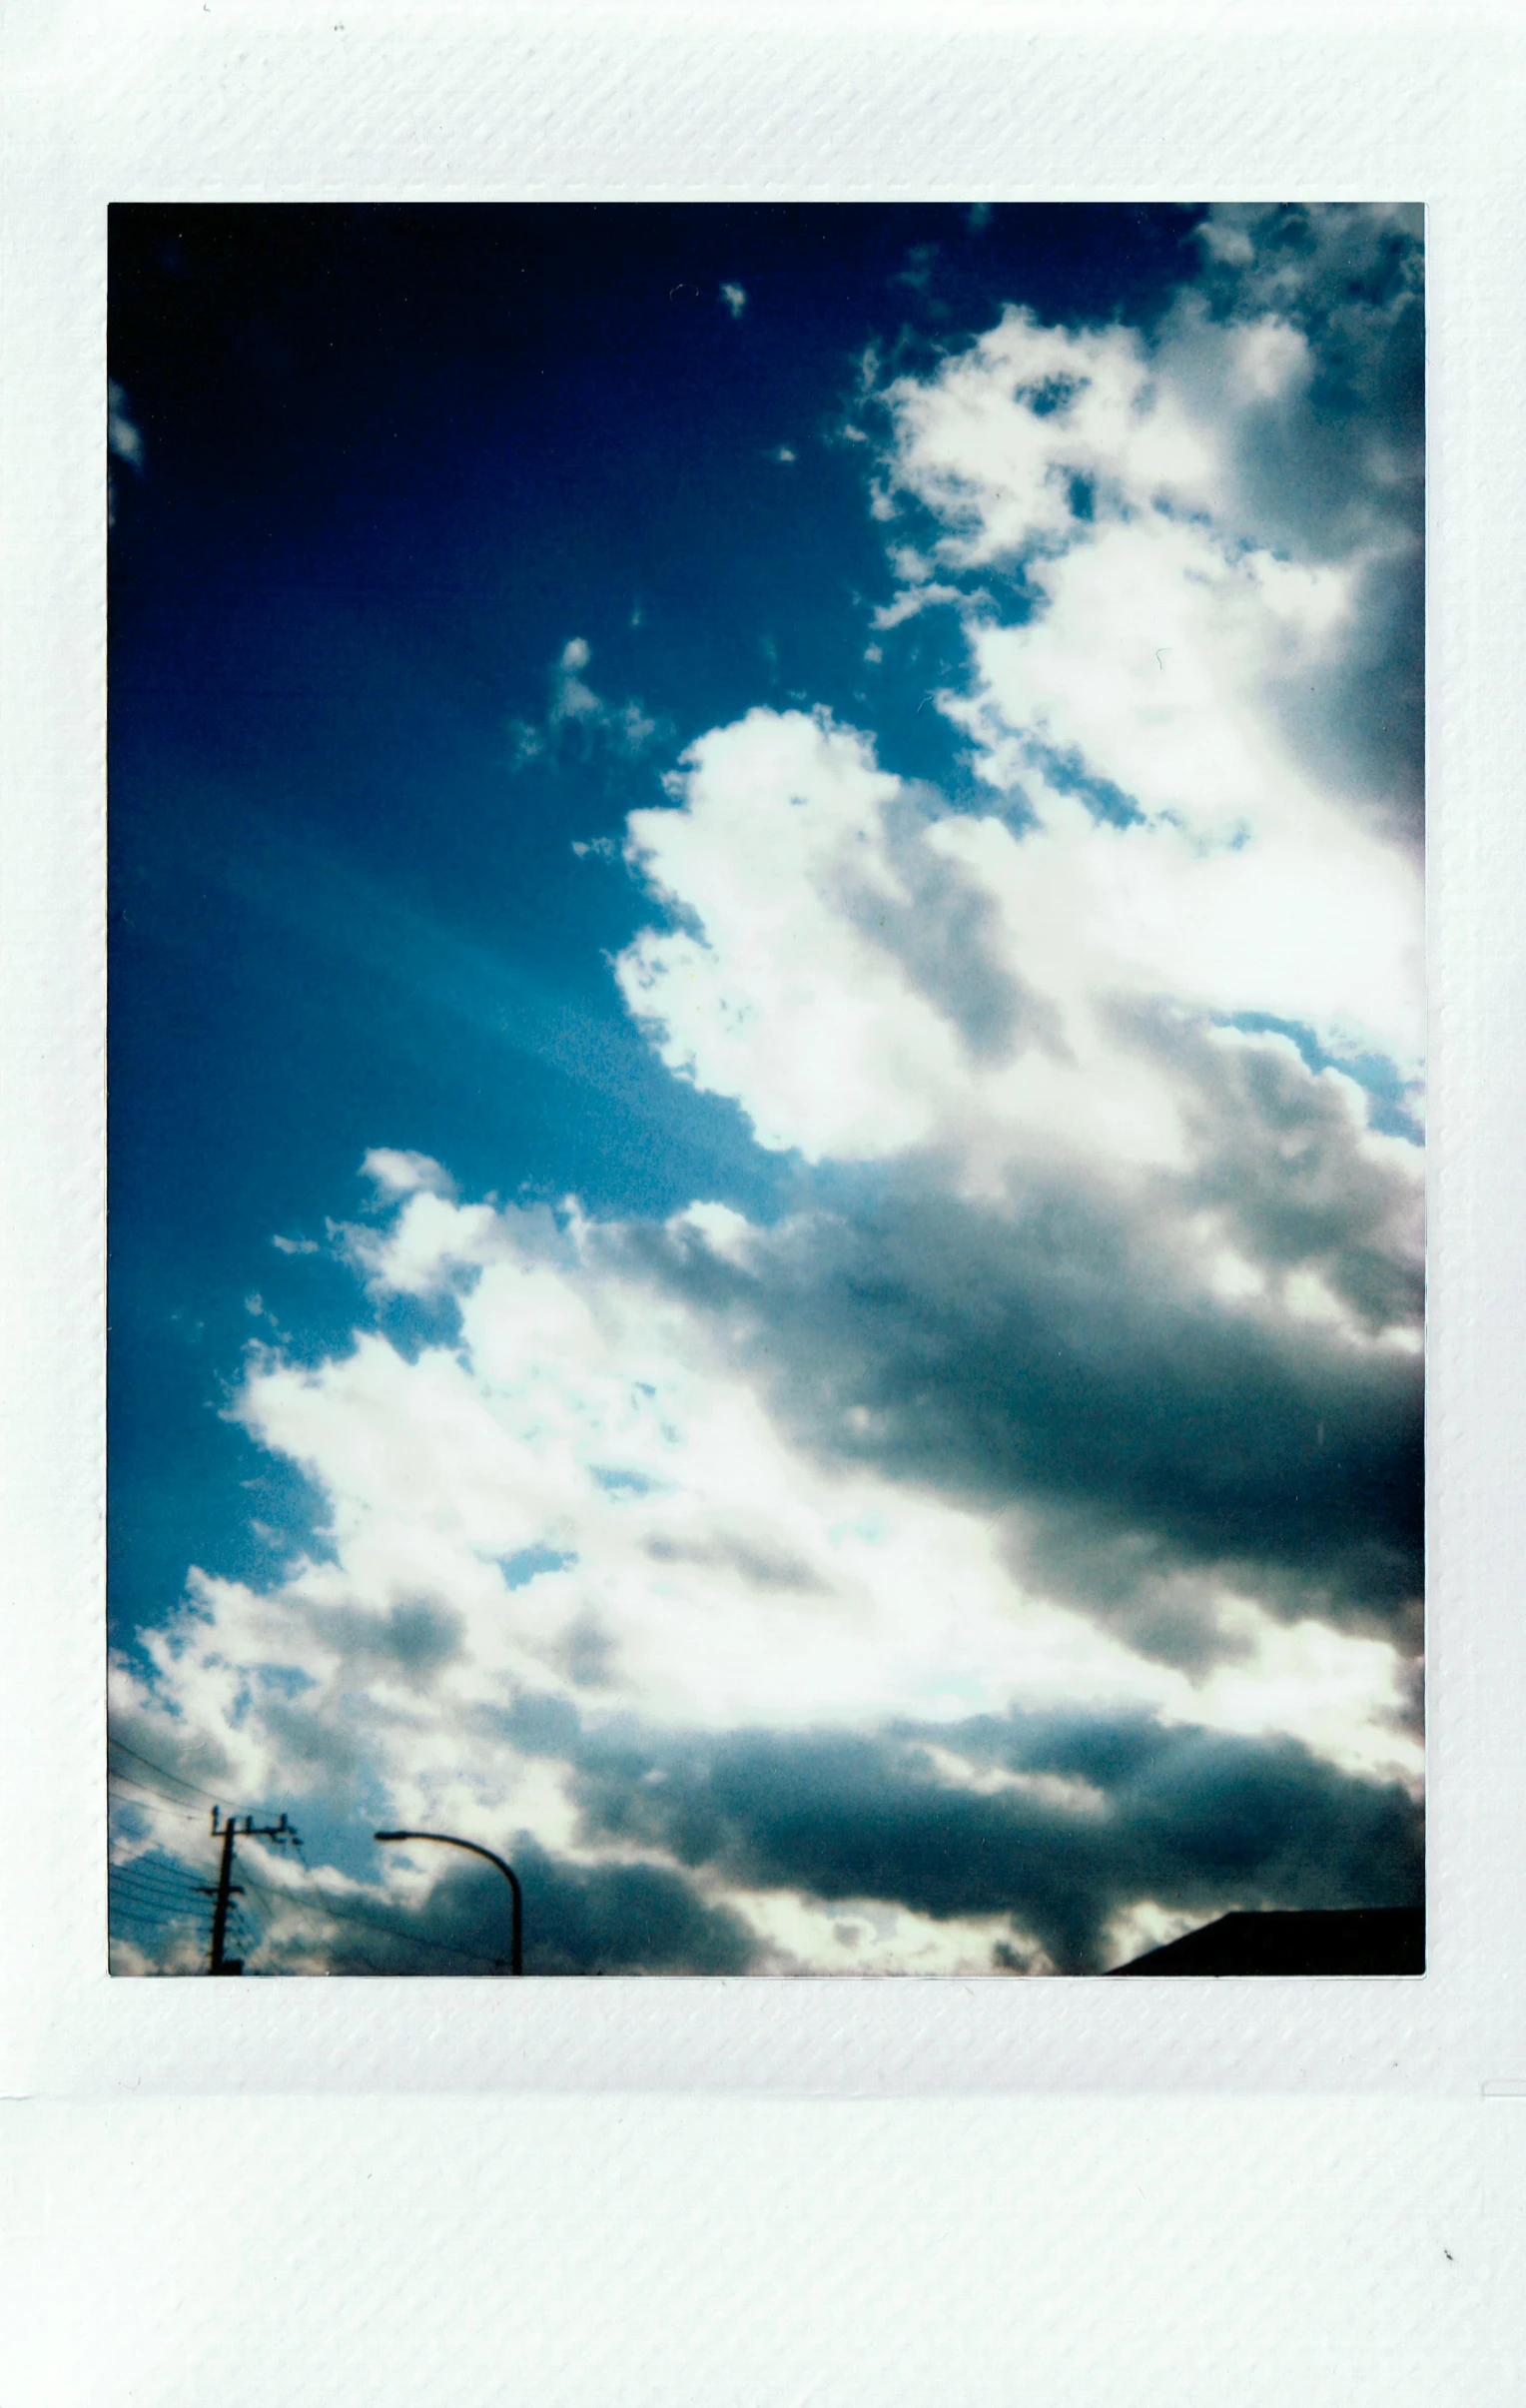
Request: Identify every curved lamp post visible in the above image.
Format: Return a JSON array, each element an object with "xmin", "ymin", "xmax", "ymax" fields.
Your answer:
[{"xmin": 375, "ymin": 1830, "xmax": 523, "ymax": 1976}]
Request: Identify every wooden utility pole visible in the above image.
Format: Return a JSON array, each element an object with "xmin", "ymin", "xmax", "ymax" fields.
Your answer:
[{"xmin": 204, "ymin": 1807, "xmax": 301, "ymax": 1975}]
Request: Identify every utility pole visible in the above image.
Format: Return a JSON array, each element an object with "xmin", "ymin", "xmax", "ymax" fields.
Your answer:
[{"xmin": 204, "ymin": 1807, "xmax": 301, "ymax": 1975}]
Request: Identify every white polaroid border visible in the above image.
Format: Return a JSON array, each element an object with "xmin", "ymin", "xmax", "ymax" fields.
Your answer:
[{"xmin": 3, "ymin": 0, "xmax": 1523, "ymax": 2117}]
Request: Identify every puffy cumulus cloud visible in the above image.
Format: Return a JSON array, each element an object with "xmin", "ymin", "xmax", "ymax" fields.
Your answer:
[
  {"xmin": 616, "ymin": 706, "xmax": 1422, "ymax": 1185},
  {"xmin": 620, "ymin": 1167, "xmax": 1422, "ymax": 1646},
  {"xmin": 617, "ymin": 709, "xmax": 1058, "ymax": 1168},
  {"xmin": 876, "ymin": 202, "xmax": 1424, "ymax": 842},
  {"xmin": 1183, "ymin": 203, "xmax": 1424, "ymax": 572},
  {"xmin": 113, "ymin": 209, "xmax": 1423, "ymax": 1973},
  {"xmin": 1188, "ymin": 206, "xmax": 1424, "ymax": 834},
  {"xmin": 611, "ymin": 720, "xmax": 1422, "ymax": 1642},
  {"xmin": 110, "ymin": 1158, "xmax": 1420, "ymax": 1972},
  {"xmin": 361, "ymin": 1146, "xmax": 456, "ymax": 1201}
]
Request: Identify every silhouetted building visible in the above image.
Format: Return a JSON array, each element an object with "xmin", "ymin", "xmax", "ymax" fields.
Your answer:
[{"xmin": 1110, "ymin": 1907, "xmax": 1424, "ymax": 1976}]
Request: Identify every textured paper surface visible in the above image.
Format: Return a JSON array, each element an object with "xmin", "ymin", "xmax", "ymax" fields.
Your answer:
[
  {"xmin": 2, "ymin": 2, "xmax": 1523, "ymax": 2397},
  {"xmin": 0, "ymin": 2092, "xmax": 1521, "ymax": 2405}
]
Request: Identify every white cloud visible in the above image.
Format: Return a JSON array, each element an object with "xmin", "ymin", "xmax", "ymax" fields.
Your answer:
[
  {"xmin": 610, "ymin": 271, "xmax": 1421, "ymax": 1249},
  {"xmin": 114, "ymin": 1176, "xmax": 1419, "ymax": 1822},
  {"xmin": 613, "ymin": 703, "xmax": 1420, "ymax": 1317},
  {"xmin": 618, "ymin": 709, "xmax": 975, "ymax": 1165},
  {"xmin": 362, "ymin": 1147, "xmax": 455, "ymax": 1200}
]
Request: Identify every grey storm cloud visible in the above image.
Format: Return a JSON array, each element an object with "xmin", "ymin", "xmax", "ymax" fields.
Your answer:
[
  {"xmin": 240, "ymin": 1832, "xmax": 759, "ymax": 1977},
  {"xmin": 1156, "ymin": 1011, "xmax": 1423, "ymax": 1334},
  {"xmin": 608, "ymin": 1118, "xmax": 1421, "ymax": 1659},
  {"xmin": 491, "ymin": 1690, "xmax": 1420, "ymax": 1974},
  {"xmin": 1183, "ymin": 205, "xmax": 1424, "ymax": 839},
  {"xmin": 301, "ymin": 1596, "xmax": 467, "ymax": 1685},
  {"xmin": 1192, "ymin": 204, "xmax": 1424, "ymax": 561},
  {"xmin": 351, "ymin": 1838, "xmax": 757, "ymax": 1976}
]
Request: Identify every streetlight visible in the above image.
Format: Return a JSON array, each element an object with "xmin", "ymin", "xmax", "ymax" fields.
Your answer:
[{"xmin": 375, "ymin": 1830, "xmax": 524, "ymax": 1975}]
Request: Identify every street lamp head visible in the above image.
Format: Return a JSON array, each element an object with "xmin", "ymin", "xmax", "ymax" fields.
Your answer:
[{"xmin": 371, "ymin": 1827, "xmax": 524, "ymax": 1974}]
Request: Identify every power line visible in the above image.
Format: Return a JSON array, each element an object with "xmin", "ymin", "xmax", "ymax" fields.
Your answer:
[
  {"xmin": 105, "ymin": 1878, "xmax": 214, "ymax": 1917},
  {"xmin": 234, "ymin": 1866, "xmax": 503, "ymax": 1969},
  {"xmin": 109, "ymin": 1879, "xmax": 210, "ymax": 1917},
  {"xmin": 109, "ymin": 1848, "xmax": 209, "ymax": 1882},
  {"xmin": 108, "ymin": 1845, "xmax": 215, "ymax": 1884},
  {"xmin": 107, "ymin": 1738, "xmax": 229, "ymax": 1805},
  {"xmin": 108, "ymin": 1904, "xmax": 203, "ymax": 1942},
  {"xmin": 109, "ymin": 1832, "xmax": 210, "ymax": 1865},
  {"xmin": 109, "ymin": 1863, "xmax": 208, "ymax": 1900},
  {"xmin": 109, "ymin": 1838, "xmax": 208, "ymax": 1869},
  {"xmin": 108, "ymin": 1774, "xmax": 208, "ymax": 1823},
  {"xmin": 109, "ymin": 1888, "xmax": 195, "ymax": 1917},
  {"xmin": 109, "ymin": 1893, "xmax": 210, "ymax": 1932},
  {"xmin": 107, "ymin": 1910, "xmax": 202, "ymax": 1946},
  {"xmin": 107, "ymin": 1762, "xmax": 509, "ymax": 1973}
]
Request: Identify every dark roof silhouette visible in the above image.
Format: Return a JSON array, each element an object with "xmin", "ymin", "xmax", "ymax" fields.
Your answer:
[{"xmin": 1110, "ymin": 1907, "xmax": 1424, "ymax": 1977}]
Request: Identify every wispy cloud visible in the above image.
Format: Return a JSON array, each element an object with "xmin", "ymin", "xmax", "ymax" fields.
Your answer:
[
  {"xmin": 509, "ymin": 637, "xmax": 662, "ymax": 769},
  {"xmin": 108, "ymin": 378, "xmax": 145, "ymax": 524},
  {"xmin": 108, "ymin": 379, "xmax": 145, "ymax": 469}
]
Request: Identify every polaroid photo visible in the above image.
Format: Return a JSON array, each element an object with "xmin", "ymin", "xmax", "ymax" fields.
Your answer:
[
  {"xmin": 8, "ymin": 10, "xmax": 1526, "ymax": 2404},
  {"xmin": 102, "ymin": 194, "xmax": 1428, "ymax": 1999},
  {"xmin": 3, "ymin": 0, "xmax": 1521, "ymax": 2118}
]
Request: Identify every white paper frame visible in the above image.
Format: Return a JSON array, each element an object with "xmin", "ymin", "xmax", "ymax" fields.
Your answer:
[{"xmin": 3, "ymin": 0, "xmax": 1523, "ymax": 2108}]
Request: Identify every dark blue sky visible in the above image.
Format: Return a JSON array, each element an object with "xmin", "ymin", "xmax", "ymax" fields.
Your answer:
[{"xmin": 109, "ymin": 203, "xmax": 1200, "ymax": 1653}]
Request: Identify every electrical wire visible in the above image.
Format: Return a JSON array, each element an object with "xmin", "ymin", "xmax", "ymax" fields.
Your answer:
[
  {"xmin": 108, "ymin": 1852, "xmax": 209, "ymax": 1893},
  {"xmin": 107, "ymin": 1741, "xmax": 506, "ymax": 1974},
  {"xmin": 235, "ymin": 1866, "xmax": 505, "ymax": 1970},
  {"xmin": 108, "ymin": 1904, "xmax": 203, "ymax": 1943},
  {"xmin": 108, "ymin": 1849, "xmax": 210, "ymax": 1885},
  {"xmin": 108, "ymin": 1902, "xmax": 201, "ymax": 1935},
  {"xmin": 108, "ymin": 1891, "xmax": 209, "ymax": 1928},
  {"xmin": 108, "ymin": 1775, "xmax": 208, "ymax": 1825},
  {"xmin": 109, "ymin": 1884, "xmax": 212, "ymax": 1924},
  {"xmin": 108, "ymin": 1833, "xmax": 210, "ymax": 1867},
  {"xmin": 108, "ymin": 1897, "xmax": 209, "ymax": 1934},
  {"xmin": 109, "ymin": 1876, "xmax": 209, "ymax": 1912},
  {"xmin": 107, "ymin": 1840, "xmax": 213, "ymax": 1880},
  {"xmin": 106, "ymin": 1737, "xmax": 227, "ymax": 1804}
]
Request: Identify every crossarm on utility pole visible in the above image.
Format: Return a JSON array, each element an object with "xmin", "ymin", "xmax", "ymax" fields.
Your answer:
[{"xmin": 203, "ymin": 1806, "xmax": 302, "ymax": 1974}]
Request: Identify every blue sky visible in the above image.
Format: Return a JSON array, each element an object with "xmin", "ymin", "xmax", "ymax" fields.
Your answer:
[{"xmin": 108, "ymin": 205, "xmax": 1424, "ymax": 1976}]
